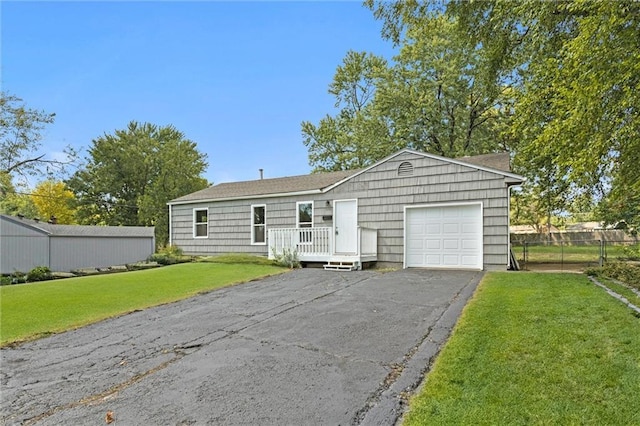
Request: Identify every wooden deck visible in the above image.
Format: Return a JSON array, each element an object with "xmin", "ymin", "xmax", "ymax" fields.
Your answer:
[{"xmin": 268, "ymin": 227, "xmax": 377, "ymax": 265}]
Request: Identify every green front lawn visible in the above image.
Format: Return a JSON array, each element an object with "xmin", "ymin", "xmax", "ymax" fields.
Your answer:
[
  {"xmin": 404, "ymin": 272, "xmax": 640, "ymax": 425},
  {"xmin": 0, "ymin": 261, "xmax": 285, "ymax": 346}
]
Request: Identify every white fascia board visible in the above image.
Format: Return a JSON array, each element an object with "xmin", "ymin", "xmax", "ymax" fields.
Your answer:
[{"xmin": 167, "ymin": 189, "xmax": 323, "ymax": 206}]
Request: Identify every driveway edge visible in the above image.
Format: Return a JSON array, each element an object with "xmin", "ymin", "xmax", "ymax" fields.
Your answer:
[{"xmin": 358, "ymin": 271, "xmax": 484, "ymax": 425}]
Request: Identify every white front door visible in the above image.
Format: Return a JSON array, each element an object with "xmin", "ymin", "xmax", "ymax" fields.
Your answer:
[{"xmin": 334, "ymin": 199, "xmax": 358, "ymax": 254}]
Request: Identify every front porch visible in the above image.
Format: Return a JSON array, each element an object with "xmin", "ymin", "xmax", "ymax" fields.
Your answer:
[{"xmin": 267, "ymin": 227, "xmax": 377, "ymax": 268}]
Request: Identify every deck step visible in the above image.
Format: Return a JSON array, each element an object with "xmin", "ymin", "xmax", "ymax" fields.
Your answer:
[{"xmin": 323, "ymin": 261, "xmax": 360, "ymax": 271}]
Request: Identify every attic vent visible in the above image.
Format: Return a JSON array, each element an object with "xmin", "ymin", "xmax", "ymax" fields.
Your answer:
[{"xmin": 397, "ymin": 161, "xmax": 414, "ymax": 177}]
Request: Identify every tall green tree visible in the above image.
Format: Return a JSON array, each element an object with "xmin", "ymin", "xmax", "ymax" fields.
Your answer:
[
  {"xmin": 0, "ymin": 93, "xmax": 75, "ymax": 182},
  {"xmin": 302, "ymin": 12, "xmax": 512, "ymax": 172},
  {"xmin": 368, "ymin": 0, "xmax": 640, "ymax": 232},
  {"xmin": 0, "ymin": 172, "xmax": 38, "ymax": 218},
  {"xmin": 302, "ymin": 51, "xmax": 392, "ymax": 171},
  {"xmin": 68, "ymin": 122, "xmax": 209, "ymax": 246}
]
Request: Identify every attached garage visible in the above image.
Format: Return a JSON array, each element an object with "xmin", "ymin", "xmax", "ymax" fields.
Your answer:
[{"xmin": 404, "ymin": 202, "xmax": 483, "ymax": 270}]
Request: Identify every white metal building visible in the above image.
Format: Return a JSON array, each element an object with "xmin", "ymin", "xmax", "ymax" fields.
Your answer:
[{"xmin": 0, "ymin": 215, "xmax": 155, "ymax": 274}]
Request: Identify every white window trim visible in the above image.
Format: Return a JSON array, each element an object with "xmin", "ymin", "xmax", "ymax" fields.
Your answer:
[
  {"xmin": 296, "ymin": 201, "xmax": 314, "ymax": 228},
  {"xmin": 251, "ymin": 204, "xmax": 267, "ymax": 245},
  {"xmin": 193, "ymin": 208, "xmax": 209, "ymax": 239}
]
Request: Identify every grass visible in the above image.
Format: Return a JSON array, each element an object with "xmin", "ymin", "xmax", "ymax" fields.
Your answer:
[
  {"xmin": 0, "ymin": 261, "xmax": 285, "ymax": 346},
  {"xmin": 597, "ymin": 277, "xmax": 640, "ymax": 308},
  {"xmin": 199, "ymin": 252, "xmax": 276, "ymax": 265},
  {"xmin": 513, "ymin": 243, "xmax": 639, "ymax": 264},
  {"xmin": 403, "ymin": 272, "xmax": 640, "ymax": 425}
]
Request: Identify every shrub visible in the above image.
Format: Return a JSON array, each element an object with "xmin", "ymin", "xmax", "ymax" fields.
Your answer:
[
  {"xmin": 586, "ymin": 262, "xmax": 640, "ymax": 290},
  {"xmin": 148, "ymin": 245, "xmax": 190, "ymax": 265},
  {"xmin": 271, "ymin": 247, "xmax": 300, "ymax": 269},
  {"xmin": 26, "ymin": 266, "xmax": 52, "ymax": 282},
  {"xmin": 621, "ymin": 244, "xmax": 640, "ymax": 261}
]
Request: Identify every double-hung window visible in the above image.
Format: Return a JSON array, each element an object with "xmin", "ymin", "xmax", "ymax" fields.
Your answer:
[
  {"xmin": 297, "ymin": 201, "xmax": 313, "ymax": 243},
  {"xmin": 252, "ymin": 204, "xmax": 266, "ymax": 245},
  {"xmin": 194, "ymin": 208, "xmax": 208, "ymax": 238}
]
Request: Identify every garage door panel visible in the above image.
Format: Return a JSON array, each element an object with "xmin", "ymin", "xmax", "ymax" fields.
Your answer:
[
  {"xmin": 443, "ymin": 223, "xmax": 459, "ymax": 233},
  {"xmin": 462, "ymin": 223, "xmax": 477, "ymax": 233},
  {"xmin": 443, "ymin": 239, "xmax": 459, "ymax": 250},
  {"xmin": 425, "ymin": 209, "xmax": 442, "ymax": 218},
  {"xmin": 443, "ymin": 255, "xmax": 461, "ymax": 265},
  {"xmin": 426, "ymin": 254, "xmax": 441, "ymax": 264},
  {"xmin": 407, "ymin": 238, "xmax": 424, "ymax": 250},
  {"xmin": 462, "ymin": 239, "xmax": 479, "ymax": 249},
  {"xmin": 406, "ymin": 203, "xmax": 483, "ymax": 270},
  {"xmin": 426, "ymin": 239, "xmax": 441, "ymax": 249},
  {"xmin": 426, "ymin": 224, "xmax": 441, "ymax": 234},
  {"xmin": 461, "ymin": 255, "xmax": 480, "ymax": 266}
]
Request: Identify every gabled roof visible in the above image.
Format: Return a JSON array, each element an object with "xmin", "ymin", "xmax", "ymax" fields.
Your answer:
[
  {"xmin": 169, "ymin": 149, "xmax": 524, "ymax": 205},
  {"xmin": 169, "ymin": 169, "xmax": 356, "ymax": 204},
  {"xmin": 0, "ymin": 214, "xmax": 155, "ymax": 238}
]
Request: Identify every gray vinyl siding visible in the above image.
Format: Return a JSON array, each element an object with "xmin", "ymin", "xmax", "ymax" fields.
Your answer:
[{"xmin": 170, "ymin": 151, "xmax": 514, "ymax": 270}]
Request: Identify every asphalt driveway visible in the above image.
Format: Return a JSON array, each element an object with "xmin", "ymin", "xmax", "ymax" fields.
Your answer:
[{"xmin": 1, "ymin": 268, "xmax": 483, "ymax": 425}]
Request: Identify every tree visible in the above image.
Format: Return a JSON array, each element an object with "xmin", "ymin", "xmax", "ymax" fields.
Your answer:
[
  {"xmin": 0, "ymin": 172, "xmax": 38, "ymax": 218},
  {"xmin": 302, "ymin": 51, "xmax": 393, "ymax": 171},
  {"xmin": 367, "ymin": 0, "xmax": 640, "ymax": 231},
  {"xmin": 302, "ymin": 13, "xmax": 512, "ymax": 171},
  {"xmin": 30, "ymin": 180, "xmax": 76, "ymax": 224},
  {"xmin": 0, "ymin": 93, "xmax": 75, "ymax": 183},
  {"xmin": 67, "ymin": 122, "xmax": 209, "ymax": 246}
]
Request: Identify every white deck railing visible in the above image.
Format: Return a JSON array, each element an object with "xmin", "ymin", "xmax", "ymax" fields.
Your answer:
[
  {"xmin": 268, "ymin": 226, "xmax": 377, "ymax": 261},
  {"xmin": 268, "ymin": 227, "xmax": 332, "ymax": 259}
]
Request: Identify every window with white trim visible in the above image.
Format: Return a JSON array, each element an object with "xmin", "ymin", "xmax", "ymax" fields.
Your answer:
[
  {"xmin": 297, "ymin": 201, "xmax": 313, "ymax": 243},
  {"xmin": 194, "ymin": 208, "xmax": 208, "ymax": 238},
  {"xmin": 252, "ymin": 204, "xmax": 266, "ymax": 245}
]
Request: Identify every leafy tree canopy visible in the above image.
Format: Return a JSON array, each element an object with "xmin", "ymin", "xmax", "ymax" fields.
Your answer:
[
  {"xmin": 31, "ymin": 180, "xmax": 77, "ymax": 224},
  {"xmin": 302, "ymin": 14, "xmax": 512, "ymax": 172},
  {"xmin": 67, "ymin": 121, "xmax": 209, "ymax": 245},
  {"xmin": 0, "ymin": 172, "xmax": 38, "ymax": 219},
  {"xmin": 0, "ymin": 93, "xmax": 75, "ymax": 183},
  {"xmin": 364, "ymin": 0, "xmax": 639, "ymax": 232}
]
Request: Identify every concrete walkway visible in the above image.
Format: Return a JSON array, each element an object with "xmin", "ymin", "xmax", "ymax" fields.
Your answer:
[{"xmin": 1, "ymin": 268, "xmax": 483, "ymax": 425}]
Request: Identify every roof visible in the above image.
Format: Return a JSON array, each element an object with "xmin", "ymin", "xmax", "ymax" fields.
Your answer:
[
  {"xmin": 457, "ymin": 152, "xmax": 512, "ymax": 172},
  {"xmin": 0, "ymin": 215, "xmax": 155, "ymax": 238},
  {"xmin": 566, "ymin": 221, "xmax": 605, "ymax": 231},
  {"xmin": 169, "ymin": 149, "xmax": 524, "ymax": 205},
  {"xmin": 170, "ymin": 169, "xmax": 356, "ymax": 204}
]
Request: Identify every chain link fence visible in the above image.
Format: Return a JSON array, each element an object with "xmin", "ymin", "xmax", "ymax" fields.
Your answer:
[{"xmin": 511, "ymin": 240, "xmax": 639, "ymax": 272}]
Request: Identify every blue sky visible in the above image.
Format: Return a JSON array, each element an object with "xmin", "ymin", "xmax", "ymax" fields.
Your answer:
[{"xmin": 1, "ymin": 1, "xmax": 396, "ymax": 186}]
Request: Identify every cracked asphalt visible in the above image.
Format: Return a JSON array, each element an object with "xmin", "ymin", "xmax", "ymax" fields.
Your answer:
[{"xmin": 1, "ymin": 268, "xmax": 482, "ymax": 425}]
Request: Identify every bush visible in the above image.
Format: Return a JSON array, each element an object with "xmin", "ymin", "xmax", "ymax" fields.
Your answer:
[
  {"xmin": 621, "ymin": 244, "xmax": 640, "ymax": 261},
  {"xmin": 148, "ymin": 245, "xmax": 190, "ymax": 265},
  {"xmin": 1, "ymin": 272, "xmax": 27, "ymax": 286},
  {"xmin": 26, "ymin": 266, "xmax": 52, "ymax": 282},
  {"xmin": 586, "ymin": 262, "xmax": 640, "ymax": 290},
  {"xmin": 271, "ymin": 247, "xmax": 300, "ymax": 269}
]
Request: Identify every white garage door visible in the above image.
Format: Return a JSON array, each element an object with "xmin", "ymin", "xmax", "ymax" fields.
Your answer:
[{"xmin": 405, "ymin": 203, "xmax": 483, "ymax": 270}]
